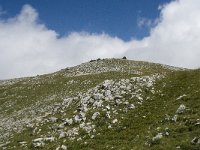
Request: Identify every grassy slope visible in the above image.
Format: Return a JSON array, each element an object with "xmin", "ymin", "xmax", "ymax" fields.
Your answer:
[
  {"xmin": 86, "ymin": 69, "xmax": 200, "ymax": 150},
  {"xmin": 1, "ymin": 59, "xmax": 199, "ymax": 150},
  {"xmin": 0, "ymin": 59, "xmax": 172, "ymax": 117},
  {"xmin": 63, "ymin": 69, "xmax": 200, "ymax": 150}
]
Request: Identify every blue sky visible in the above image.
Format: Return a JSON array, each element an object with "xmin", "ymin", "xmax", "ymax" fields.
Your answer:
[
  {"xmin": 0, "ymin": 0, "xmax": 200, "ymax": 79},
  {"xmin": 0, "ymin": 0, "xmax": 171, "ymax": 40}
]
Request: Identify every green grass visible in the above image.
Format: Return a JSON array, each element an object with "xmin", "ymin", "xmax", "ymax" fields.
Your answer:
[
  {"xmin": 63, "ymin": 69, "xmax": 200, "ymax": 150},
  {"xmin": 1, "ymin": 57, "xmax": 172, "ymax": 117},
  {"xmin": 1, "ymin": 59, "xmax": 198, "ymax": 150}
]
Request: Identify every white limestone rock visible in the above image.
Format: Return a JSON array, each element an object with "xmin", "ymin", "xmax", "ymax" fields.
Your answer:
[
  {"xmin": 79, "ymin": 122, "xmax": 94, "ymax": 133},
  {"xmin": 61, "ymin": 145, "xmax": 67, "ymax": 150},
  {"xmin": 62, "ymin": 98, "xmax": 73, "ymax": 107},
  {"xmin": 106, "ymin": 105, "xmax": 110, "ymax": 110},
  {"xmin": 58, "ymin": 123, "xmax": 65, "ymax": 129},
  {"xmin": 66, "ymin": 127, "xmax": 79, "ymax": 137},
  {"xmin": 93, "ymin": 100, "xmax": 103, "ymax": 108},
  {"xmin": 93, "ymin": 93, "xmax": 104, "ymax": 100},
  {"xmin": 59, "ymin": 131, "xmax": 66, "ymax": 139},
  {"xmin": 112, "ymin": 119, "xmax": 118, "ymax": 124},
  {"xmin": 49, "ymin": 117, "xmax": 58, "ymax": 123},
  {"xmin": 44, "ymin": 137, "xmax": 55, "ymax": 142},
  {"xmin": 176, "ymin": 94, "xmax": 187, "ymax": 100},
  {"xmin": 129, "ymin": 104, "xmax": 135, "ymax": 109},
  {"xmin": 18, "ymin": 141, "xmax": 27, "ymax": 147},
  {"xmin": 77, "ymin": 137, "xmax": 82, "ymax": 141},
  {"xmin": 32, "ymin": 138, "xmax": 45, "ymax": 148},
  {"xmin": 176, "ymin": 104, "xmax": 186, "ymax": 114},
  {"xmin": 65, "ymin": 118, "xmax": 73, "ymax": 125},
  {"xmin": 191, "ymin": 137, "xmax": 200, "ymax": 145},
  {"xmin": 115, "ymin": 99, "xmax": 122, "ymax": 105},
  {"xmin": 105, "ymin": 90, "xmax": 112, "ymax": 97},
  {"xmin": 152, "ymin": 133, "xmax": 163, "ymax": 141},
  {"xmin": 102, "ymin": 80, "xmax": 113, "ymax": 90},
  {"xmin": 172, "ymin": 115, "xmax": 178, "ymax": 122},
  {"xmin": 32, "ymin": 142, "xmax": 45, "ymax": 148},
  {"xmin": 74, "ymin": 115, "xmax": 81, "ymax": 123},
  {"xmin": 32, "ymin": 138, "xmax": 43, "ymax": 143},
  {"xmin": 106, "ymin": 111, "xmax": 111, "ymax": 119},
  {"xmin": 92, "ymin": 112, "xmax": 100, "ymax": 120}
]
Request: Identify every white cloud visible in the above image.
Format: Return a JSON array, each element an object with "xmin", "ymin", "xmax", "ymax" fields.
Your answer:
[
  {"xmin": 0, "ymin": 1, "xmax": 200, "ymax": 79},
  {"xmin": 139, "ymin": 0, "xmax": 200, "ymax": 68}
]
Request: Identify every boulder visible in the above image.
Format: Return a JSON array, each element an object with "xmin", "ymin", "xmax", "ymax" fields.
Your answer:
[
  {"xmin": 152, "ymin": 133, "xmax": 163, "ymax": 141},
  {"xmin": 61, "ymin": 145, "xmax": 67, "ymax": 150},
  {"xmin": 44, "ymin": 137, "xmax": 55, "ymax": 142},
  {"xmin": 176, "ymin": 104, "xmax": 186, "ymax": 114},
  {"xmin": 112, "ymin": 119, "xmax": 118, "ymax": 124},
  {"xmin": 191, "ymin": 137, "xmax": 200, "ymax": 145},
  {"xmin": 65, "ymin": 118, "xmax": 73, "ymax": 125},
  {"xmin": 92, "ymin": 112, "xmax": 100, "ymax": 120},
  {"xmin": 49, "ymin": 117, "xmax": 58, "ymax": 123}
]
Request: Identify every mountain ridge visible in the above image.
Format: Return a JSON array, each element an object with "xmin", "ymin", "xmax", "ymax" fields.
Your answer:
[
  {"xmin": 0, "ymin": 58, "xmax": 185, "ymax": 82},
  {"xmin": 0, "ymin": 59, "xmax": 199, "ymax": 150}
]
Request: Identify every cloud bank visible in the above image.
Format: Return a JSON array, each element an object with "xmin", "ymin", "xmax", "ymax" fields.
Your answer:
[{"xmin": 0, "ymin": 0, "xmax": 200, "ymax": 79}]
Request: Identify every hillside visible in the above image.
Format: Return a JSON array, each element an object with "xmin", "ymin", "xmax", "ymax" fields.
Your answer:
[{"xmin": 0, "ymin": 58, "xmax": 199, "ymax": 150}]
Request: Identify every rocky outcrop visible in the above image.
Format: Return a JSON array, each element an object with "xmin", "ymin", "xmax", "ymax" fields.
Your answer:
[{"xmin": 11, "ymin": 74, "xmax": 160, "ymax": 149}]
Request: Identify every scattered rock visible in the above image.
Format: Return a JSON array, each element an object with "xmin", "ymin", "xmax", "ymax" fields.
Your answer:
[
  {"xmin": 49, "ymin": 117, "xmax": 58, "ymax": 123},
  {"xmin": 106, "ymin": 105, "xmax": 111, "ymax": 110},
  {"xmin": 93, "ymin": 93, "xmax": 103, "ymax": 101},
  {"xmin": 195, "ymin": 122, "xmax": 200, "ymax": 126},
  {"xmin": 19, "ymin": 141, "xmax": 27, "ymax": 145},
  {"xmin": 44, "ymin": 137, "xmax": 55, "ymax": 142},
  {"xmin": 176, "ymin": 145, "xmax": 181, "ymax": 149},
  {"xmin": 92, "ymin": 112, "xmax": 100, "ymax": 120},
  {"xmin": 176, "ymin": 104, "xmax": 186, "ymax": 114},
  {"xmin": 102, "ymin": 80, "xmax": 113, "ymax": 90},
  {"xmin": 129, "ymin": 104, "xmax": 135, "ymax": 109},
  {"xmin": 152, "ymin": 133, "xmax": 163, "ymax": 141},
  {"xmin": 61, "ymin": 145, "xmax": 67, "ymax": 150},
  {"xmin": 80, "ymin": 122, "xmax": 94, "ymax": 133},
  {"xmin": 56, "ymin": 146, "xmax": 60, "ymax": 150},
  {"xmin": 32, "ymin": 138, "xmax": 43, "ymax": 143},
  {"xmin": 93, "ymin": 100, "xmax": 103, "ymax": 108},
  {"xmin": 77, "ymin": 137, "xmax": 82, "ymax": 141},
  {"xmin": 32, "ymin": 138, "xmax": 45, "ymax": 148},
  {"xmin": 66, "ymin": 127, "xmax": 79, "ymax": 137},
  {"xmin": 1, "ymin": 73, "xmax": 162, "ymax": 148},
  {"xmin": 64, "ymin": 118, "xmax": 73, "ymax": 125},
  {"xmin": 58, "ymin": 123, "xmax": 65, "ymax": 129},
  {"xmin": 176, "ymin": 94, "xmax": 187, "ymax": 100},
  {"xmin": 172, "ymin": 115, "xmax": 178, "ymax": 122},
  {"xmin": 74, "ymin": 114, "xmax": 82, "ymax": 122},
  {"xmin": 191, "ymin": 137, "xmax": 200, "ymax": 145},
  {"xmin": 106, "ymin": 111, "xmax": 111, "ymax": 119},
  {"xmin": 112, "ymin": 119, "xmax": 118, "ymax": 124},
  {"xmin": 32, "ymin": 136, "xmax": 55, "ymax": 148},
  {"xmin": 0, "ymin": 142, "xmax": 10, "ymax": 148},
  {"xmin": 165, "ymin": 132, "xmax": 169, "ymax": 136},
  {"xmin": 59, "ymin": 131, "xmax": 66, "ymax": 139}
]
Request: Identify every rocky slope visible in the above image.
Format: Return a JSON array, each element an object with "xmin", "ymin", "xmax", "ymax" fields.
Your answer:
[{"xmin": 0, "ymin": 58, "xmax": 199, "ymax": 150}]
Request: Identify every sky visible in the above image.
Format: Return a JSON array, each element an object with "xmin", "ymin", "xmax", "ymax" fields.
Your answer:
[
  {"xmin": 0, "ymin": 0, "xmax": 200, "ymax": 79},
  {"xmin": 0, "ymin": 0, "xmax": 171, "ymax": 40}
]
